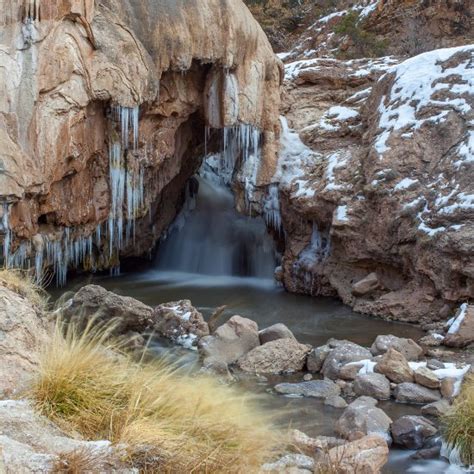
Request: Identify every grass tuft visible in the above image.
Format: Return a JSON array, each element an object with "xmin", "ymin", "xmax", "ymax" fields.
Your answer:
[
  {"xmin": 0, "ymin": 268, "xmax": 48, "ymax": 309},
  {"xmin": 52, "ymin": 447, "xmax": 109, "ymax": 474},
  {"xmin": 31, "ymin": 320, "xmax": 282, "ymax": 472},
  {"xmin": 442, "ymin": 375, "xmax": 474, "ymax": 466}
]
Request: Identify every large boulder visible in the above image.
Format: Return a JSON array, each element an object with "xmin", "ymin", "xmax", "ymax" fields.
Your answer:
[
  {"xmin": 391, "ymin": 416, "xmax": 438, "ymax": 449},
  {"xmin": 0, "ymin": 286, "xmax": 50, "ymax": 398},
  {"xmin": 421, "ymin": 400, "xmax": 451, "ymax": 417},
  {"xmin": 375, "ymin": 348, "xmax": 414, "ymax": 383},
  {"xmin": 322, "ymin": 341, "xmax": 371, "ymax": 380},
  {"xmin": 306, "ymin": 344, "xmax": 331, "ymax": 373},
  {"xmin": 153, "ymin": 300, "xmax": 209, "ymax": 348},
  {"xmin": 198, "ymin": 316, "xmax": 259, "ymax": 367},
  {"xmin": 444, "ymin": 304, "xmax": 474, "ymax": 348},
  {"xmin": 237, "ymin": 338, "xmax": 310, "ymax": 374},
  {"xmin": 259, "ymin": 323, "xmax": 296, "ymax": 345},
  {"xmin": 274, "ymin": 380, "xmax": 341, "ymax": 399},
  {"xmin": 370, "ymin": 335, "xmax": 423, "ymax": 361},
  {"xmin": 61, "ymin": 285, "xmax": 154, "ymax": 334},
  {"xmin": 354, "ymin": 373, "xmax": 391, "ymax": 400},
  {"xmin": 335, "ymin": 397, "xmax": 392, "ymax": 444},
  {"xmin": 414, "ymin": 367, "xmax": 440, "ymax": 389},
  {"xmin": 394, "ymin": 383, "xmax": 441, "ymax": 404},
  {"xmin": 320, "ymin": 435, "xmax": 389, "ymax": 474}
]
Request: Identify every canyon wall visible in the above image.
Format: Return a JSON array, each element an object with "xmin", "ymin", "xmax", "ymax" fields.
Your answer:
[{"xmin": 0, "ymin": 0, "xmax": 282, "ymax": 282}]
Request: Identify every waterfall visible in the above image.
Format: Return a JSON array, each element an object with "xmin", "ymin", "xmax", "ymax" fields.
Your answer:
[{"xmin": 156, "ymin": 164, "xmax": 276, "ymax": 279}]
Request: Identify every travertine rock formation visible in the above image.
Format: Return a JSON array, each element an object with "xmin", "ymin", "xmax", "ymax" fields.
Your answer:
[{"xmin": 0, "ymin": 0, "xmax": 282, "ymax": 281}]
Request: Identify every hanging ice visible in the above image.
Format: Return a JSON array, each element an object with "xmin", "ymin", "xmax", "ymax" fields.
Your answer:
[{"xmin": 263, "ymin": 184, "xmax": 282, "ymax": 233}]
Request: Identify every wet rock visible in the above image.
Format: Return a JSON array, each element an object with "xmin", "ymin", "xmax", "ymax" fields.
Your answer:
[
  {"xmin": 261, "ymin": 453, "xmax": 315, "ymax": 472},
  {"xmin": 322, "ymin": 342, "xmax": 371, "ymax": 380},
  {"xmin": 324, "ymin": 395, "xmax": 348, "ymax": 409},
  {"xmin": 411, "ymin": 445, "xmax": 441, "ymax": 460},
  {"xmin": 0, "ymin": 286, "xmax": 50, "ymax": 398},
  {"xmin": 354, "ymin": 373, "xmax": 391, "ymax": 400},
  {"xmin": 394, "ymin": 383, "xmax": 441, "ymax": 404},
  {"xmin": 444, "ymin": 304, "xmax": 474, "ymax": 348},
  {"xmin": 237, "ymin": 338, "xmax": 311, "ymax": 374},
  {"xmin": 306, "ymin": 344, "xmax": 331, "ymax": 373},
  {"xmin": 414, "ymin": 367, "xmax": 440, "ymax": 389},
  {"xmin": 335, "ymin": 397, "xmax": 392, "ymax": 444},
  {"xmin": 319, "ymin": 435, "xmax": 389, "ymax": 474},
  {"xmin": 427, "ymin": 359, "xmax": 445, "ymax": 370},
  {"xmin": 351, "ymin": 273, "xmax": 380, "ymax": 297},
  {"xmin": 375, "ymin": 348, "xmax": 414, "ymax": 383},
  {"xmin": 421, "ymin": 400, "xmax": 451, "ymax": 417},
  {"xmin": 61, "ymin": 284, "xmax": 154, "ymax": 334},
  {"xmin": 153, "ymin": 300, "xmax": 209, "ymax": 347},
  {"xmin": 198, "ymin": 316, "xmax": 259, "ymax": 367},
  {"xmin": 259, "ymin": 323, "xmax": 296, "ymax": 345},
  {"xmin": 274, "ymin": 380, "xmax": 341, "ymax": 399},
  {"xmin": 370, "ymin": 335, "xmax": 423, "ymax": 361},
  {"xmin": 440, "ymin": 377, "xmax": 457, "ymax": 400},
  {"xmin": 391, "ymin": 416, "xmax": 438, "ymax": 449}
]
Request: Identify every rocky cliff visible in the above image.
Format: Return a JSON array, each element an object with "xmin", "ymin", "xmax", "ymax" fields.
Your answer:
[{"xmin": 0, "ymin": 0, "xmax": 282, "ymax": 282}]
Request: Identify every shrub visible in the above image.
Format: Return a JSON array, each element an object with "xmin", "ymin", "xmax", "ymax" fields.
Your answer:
[
  {"xmin": 31, "ymin": 320, "xmax": 282, "ymax": 472},
  {"xmin": 0, "ymin": 268, "xmax": 48, "ymax": 309},
  {"xmin": 442, "ymin": 375, "xmax": 474, "ymax": 466}
]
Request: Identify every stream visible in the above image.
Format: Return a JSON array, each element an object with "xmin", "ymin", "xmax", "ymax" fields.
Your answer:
[{"xmin": 54, "ymin": 169, "xmax": 462, "ymax": 473}]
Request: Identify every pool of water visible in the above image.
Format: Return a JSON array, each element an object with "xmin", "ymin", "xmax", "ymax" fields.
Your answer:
[{"xmin": 52, "ymin": 269, "xmax": 462, "ymax": 473}]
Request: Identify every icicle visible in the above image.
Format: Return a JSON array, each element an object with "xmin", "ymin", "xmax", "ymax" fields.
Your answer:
[
  {"xmin": 263, "ymin": 184, "xmax": 282, "ymax": 233},
  {"xmin": 1, "ymin": 203, "xmax": 11, "ymax": 265}
]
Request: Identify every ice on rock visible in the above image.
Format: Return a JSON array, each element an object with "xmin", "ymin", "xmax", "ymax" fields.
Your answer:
[
  {"xmin": 447, "ymin": 303, "xmax": 468, "ymax": 335},
  {"xmin": 263, "ymin": 184, "xmax": 282, "ymax": 232}
]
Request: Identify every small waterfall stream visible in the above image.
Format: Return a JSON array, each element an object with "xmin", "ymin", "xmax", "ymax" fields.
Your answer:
[{"xmin": 156, "ymin": 165, "xmax": 276, "ymax": 279}]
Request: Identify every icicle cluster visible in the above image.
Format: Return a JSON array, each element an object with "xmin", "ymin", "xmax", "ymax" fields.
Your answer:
[
  {"xmin": 24, "ymin": 0, "xmax": 40, "ymax": 22},
  {"xmin": 263, "ymin": 184, "xmax": 282, "ymax": 233}
]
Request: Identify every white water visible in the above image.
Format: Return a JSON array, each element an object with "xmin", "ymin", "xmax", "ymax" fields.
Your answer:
[{"xmin": 156, "ymin": 166, "xmax": 276, "ymax": 278}]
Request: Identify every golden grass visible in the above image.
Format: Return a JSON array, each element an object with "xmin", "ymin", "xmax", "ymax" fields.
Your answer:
[
  {"xmin": 0, "ymin": 268, "xmax": 48, "ymax": 309},
  {"xmin": 52, "ymin": 447, "xmax": 109, "ymax": 474},
  {"xmin": 31, "ymin": 320, "xmax": 282, "ymax": 472},
  {"xmin": 442, "ymin": 375, "xmax": 474, "ymax": 466}
]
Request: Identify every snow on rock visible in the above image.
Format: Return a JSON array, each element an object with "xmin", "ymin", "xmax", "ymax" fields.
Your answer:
[
  {"xmin": 374, "ymin": 45, "xmax": 474, "ymax": 157},
  {"xmin": 447, "ymin": 303, "xmax": 468, "ymax": 334},
  {"xmin": 324, "ymin": 152, "xmax": 349, "ymax": 191},
  {"xmin": 335, "ymin": 205, "xmax": 349, "ymax": 223},
  {"xmin": 394, "ymin": 178, "xmax": 418, "ymax": 191}
]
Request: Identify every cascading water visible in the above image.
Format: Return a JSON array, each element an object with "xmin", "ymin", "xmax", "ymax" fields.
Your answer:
[{"xmin": 156, "ymin": 164, "xmax": 276, "ymax": 278}]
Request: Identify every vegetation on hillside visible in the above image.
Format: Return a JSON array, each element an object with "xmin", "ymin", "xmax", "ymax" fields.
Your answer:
[
  {"xmin": 0, "ymin": 269, "xmax": 47, "ymax": 309},
  {"xmin": 31, "ymin": 319, "xmax": 282, "ymax": 472}
]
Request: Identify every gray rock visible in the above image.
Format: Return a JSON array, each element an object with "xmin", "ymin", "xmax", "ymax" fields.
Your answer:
[
  {"xmin": 371, "ymin": 335, "xmax": 423, "ymax": 361},
  {"xmin": 394, "ymin": 383, "xmax": 441, "ymax": 404},
  {"xmin": 274, "ymin": 379, "xmax": 341, "ymax": 398},
  {"xmin": 335, "ymin": 396, "xmax": 392, "ymax": 444},
  {"xmin": 427, "ymin": 359, "xmax": 445, "ymax": 370},
  {"xmin": 306, "ymin": 344, "xmax": 331, "ymax": 373},
  {"xmin": 421, "ymin": 400, "xmax": 451, "ymax": 417},
  {"xmin": 237, "ymin": 338, "xmax": 311, "ymax": 374},
  {"xmin": 261, "ymin": 453, "xmax": 315, "ymax": 472},
  {"xmin": 198, "ymin": 315, "xmax": 259, "ymax": 367},
  {"xmin": 303, "ymin": 373, "xmax": 313, "ymax": 381},
  {"xmin": 354, "ymin": 373, "xmax": 391, "ymax": 400},
  {"xmin": 259, "ymin": 323, "xmax": 296, "ymax": 345},
  {"xmin": 391, "ymin": 416, "xmax": 438, "ymax": 449},
  {"xmin": 324, "ymin": 395, "xmax": 348, "ymax": 409},
  {"xmin": 322, "ymin": 342, "xmax": 371, "ymax": 380}
]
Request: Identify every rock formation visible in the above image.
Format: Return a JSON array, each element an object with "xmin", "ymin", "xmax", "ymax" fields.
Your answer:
[{"xmin": 0, "ymin": 0, "xmax": 282, "ymax": 282}]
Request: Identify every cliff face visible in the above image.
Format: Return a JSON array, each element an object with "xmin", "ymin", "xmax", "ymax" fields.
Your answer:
[
  {"xmin": 0, "ymin": 0, "xmax": 282, "ymax": 281},
  {"xmin": 273, "ymin": 1, "xmax": 474, "ymax": 324}
]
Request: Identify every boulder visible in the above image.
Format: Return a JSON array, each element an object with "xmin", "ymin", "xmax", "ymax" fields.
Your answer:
[
  {"xmin": 394, "ymin": 383, "xmax": 441, "ymax": 404},
  {"xmin": 339, "ymin": 362, "xmax": 364, "ymax": 381},
  {"xmin": 427, "ymin": 359, "xmax": 445, "ymax": 370},
  {"xmin": 414, "ymin": 367, "xmax": 440, "ymax": 389},
  {"xmin": 198, "ymin": 316, "xmax": 259, "ymax": 367},
  {"xmin": 418, "ymin": 334, "xmax": 444, "ymax": 347},
  {"xmin": 322, "ymin": 342, "xmax": 371, "ymax": 380},
  {"xmin": 324, "ymin": 395, "xmax": 348, "ymax": 409},
  {"xmin": 289, "ymin": 430, "xmax": 345, "ymax": 454},
  {"xmin": 354, "ymin": 373, "xmax": 391, "ymax": 400},
  {"xmin": 320, "ymin": 435, "xmax": 389, "ymax": 474},
  {"xmin": 237, "ymin": 338, "xmax": 311, "ymax": 374},
  {"xmin": 153, "ymin": 300, "xmax": 209, "ymax": 347},
  {"xmin": 0, "ymin": 286, "xmax": 50, "ymax": 398},
  {"xmin": 444, "ymin": 304, "xmax": 474, "ymax": 348},
  {"xmin": 375, "ymin": 348, "xmax": 414, "ymax": 383},
  {"xmin": 421, "ymin": 400, "xmax": 451, "ymax": 417},
  {"xmin": 306, "ymin": 344, "xmax": 331, "ymax": 373},
  {"xmin": 261, "ymin": 453, "xmax": 314, "ymax": 472},
  {"xmin": 351, "ymin": 273, "xmax": 380, "ymax": 297},
  {"xmin": 391, "ymin": 416, "xmax": 438, "ymax": 449},
  {"xmin": 259, "ymin": 323, "xmax": 296, "ymax": 345},
  {"xmin": 335, "ymin": 397, "xmax": 392, "ymax": 444},
  {"xmin": 274, "ymin": 380, "xmax": 341, "ymax": 399},
  {"xmin": 61, "ymin": 285, "xmax": 154, "ymax": 334},
  {"xmin": 440, "ymin": 377, "xmax": 457, "ymax": 400},
  {"xmin": 370, "ymin": 335, "xmax": 423, "ymax": 361}
]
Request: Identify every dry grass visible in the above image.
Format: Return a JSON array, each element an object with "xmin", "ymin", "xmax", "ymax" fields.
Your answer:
[
  {"xmin": 52, "ymin": 447, "xmax": 108, "ymax": 474},
  {"xmin": 31, "ymin": 320, "xmax": 282, "ymax": 472},
  {"xmin": 0, "ymin": 268, "xmax": 48, "ymax": 309},
  {"xmin": 442, "ymin": 375, "xmax": 474, "ymax": 466}
]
